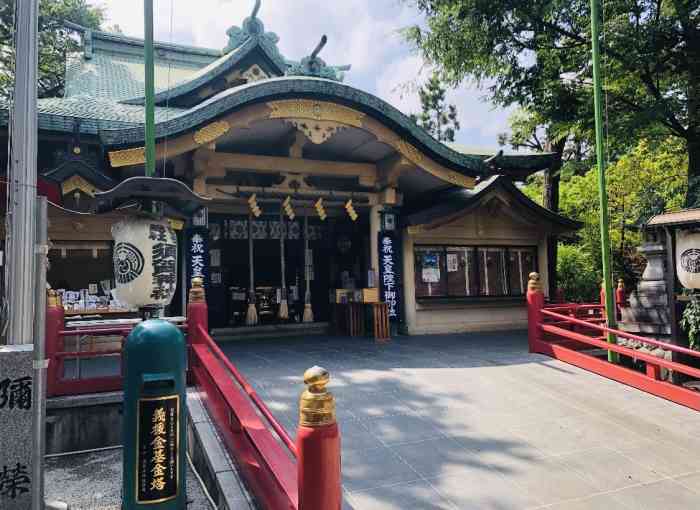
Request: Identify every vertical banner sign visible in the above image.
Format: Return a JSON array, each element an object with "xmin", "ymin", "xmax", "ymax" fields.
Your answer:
[
  {"xmin": 137, "ymin": 395, "xmax": 179, "ymax": 503},
  {"xmin": 186, "ymin": 227, "xmax": 209, "ymax": 289},
  {"xmin": 378, "ymin": 231, "xmax": 402, "ymax": 322}
]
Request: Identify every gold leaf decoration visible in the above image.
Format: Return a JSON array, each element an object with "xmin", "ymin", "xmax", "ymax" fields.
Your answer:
[
  {"xmin": 61, "ymin": 175, "xmax": 98, "ymax": 197},
  {"xmin": 109, "ymin": 147, "xmax": 146, "ymax": 167},
  {"xmin": 267, "ymin": 100, "xmax": 364, "ymax": 127},
  {"xmin": 193, "ymin": 120, "xmax": 231, "ymax": 145}
]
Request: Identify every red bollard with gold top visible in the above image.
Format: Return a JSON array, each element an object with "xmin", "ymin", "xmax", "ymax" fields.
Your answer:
[
  {"xmin": 526, "ymin": 272, "xmax": 544, "ymax": 353},
  {"xmin": 296, "ymin": 366, "xmax": 342, "ymax": 510},
  {"xmin": 187, "ymin": 277, "xmax": 208, "ymax": 345}
]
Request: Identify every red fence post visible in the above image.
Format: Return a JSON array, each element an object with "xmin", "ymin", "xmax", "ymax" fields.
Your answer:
[
  {"xmin": 45, "ymin": 289, "xmax": 65, "ymax": 397},
  {"xmin": 186, "ymin": 277, "xmax": 208, "ymax": 384},
  {"xmin": 615, "ymin": 279, "xmax": 626, "ymax": 319},
  {"xmin": 297, "ymin": 366, "xmax": 341, "ymax": 510},
  {"xmin": 555, "ymin": 287, "xmax": 565, "ymax": 303},
  {"xmin": 186, "ymin": 277, "xmax": 208, "ymax": 346},
  {"xmin": 527, "ymin": 272, "xmax": 545, "ymax": 353}
]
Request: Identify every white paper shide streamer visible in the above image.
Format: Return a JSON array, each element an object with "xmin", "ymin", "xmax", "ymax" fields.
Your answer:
[{"xmin": 112, "ymin": 218, "xmax": 178, "ymax": 308}]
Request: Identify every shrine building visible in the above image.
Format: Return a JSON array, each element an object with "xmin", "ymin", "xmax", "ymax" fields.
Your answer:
[{"xmin": 0, "ymin": 4, "xmax": 579, "ymax": 335}]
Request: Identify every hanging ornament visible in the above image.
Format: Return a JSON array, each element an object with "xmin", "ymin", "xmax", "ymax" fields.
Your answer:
[
  {"xmin": 676, "ymin": 229, "xmax": 700, "ymax": 289},
  {"xmin": 112, "ymin": 217, "xmax": 178, "ymax": 308}
]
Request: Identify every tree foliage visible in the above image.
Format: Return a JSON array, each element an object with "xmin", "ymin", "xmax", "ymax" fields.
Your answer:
[
  {"xmin": 410, "ymin": 73, "xmax": 461, "ymax": 142},
  {"xmin": 0, "ymin": 0, "xmax": 103, "ymax": 100},
  {"xmin": 404, "ymin": 0, "xmax": 700, "ymax": 205},
  {"xmin": 527, "ymin": 137, "xmax": 686, "ymax": 299}
]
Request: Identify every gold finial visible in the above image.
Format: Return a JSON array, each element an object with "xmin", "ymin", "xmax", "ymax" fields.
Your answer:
[
  {"xmin": 47, "ymin": 288, "xmax": 62, "ymax": 308},
  {"xmin": 617, "ymin": 278, "xmax": 625, "ymax": 290},
  {"xmin": 299, "ymin": 366, "xmax": 336, "ymax": 427},
  {"xmin": 189, "ymin": 277, "xmax": 206, "ymax": 303},
  {"xmin": 527, "ymin": 272, "xmax": 541, "ymax": 292}
]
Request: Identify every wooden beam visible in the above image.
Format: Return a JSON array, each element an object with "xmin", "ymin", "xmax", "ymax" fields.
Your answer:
[
  {"xmin": 204, "ymin": 183, "xmax": 379, "ymax": 204},
  {"xmin": 194, "ymin": 149, "xmax": 377, "ymax": 185},
  {"xmin": 377, "ymin": 153, "xmax": 412, "ymax": 187}
]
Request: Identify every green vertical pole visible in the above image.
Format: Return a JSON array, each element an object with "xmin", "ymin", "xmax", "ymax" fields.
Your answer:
[
  {"xmin": 144, "ymin": 0, "xmax": 156, "ymax": 177},
  {"xmin": 590, "ymin": 0, "xmax": 618, "ymax": 363}
]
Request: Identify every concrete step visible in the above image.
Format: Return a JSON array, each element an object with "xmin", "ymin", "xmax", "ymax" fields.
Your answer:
[{"xmin": 212, "ymin": 321, "xmax": 330, "ymax": 342}]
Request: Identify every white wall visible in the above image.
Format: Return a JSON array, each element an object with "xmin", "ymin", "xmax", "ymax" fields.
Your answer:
[{"xmin": 402, "ymin": 193, "xmax": 552, "ymax": 335}]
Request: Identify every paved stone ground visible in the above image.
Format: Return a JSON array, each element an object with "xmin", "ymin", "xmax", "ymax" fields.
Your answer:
[
  {"xmin": 219, "ymin": 330, "xmax": 700, "ymax": 510},
  {"xmin": 45, "ymin": 448, "xmax": 214, "ymax": 509}
]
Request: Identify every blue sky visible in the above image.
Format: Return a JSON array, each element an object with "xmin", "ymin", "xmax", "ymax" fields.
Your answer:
[{"xmin": 90, "ymin": 0, "xmax": 513, "ymax": 150}]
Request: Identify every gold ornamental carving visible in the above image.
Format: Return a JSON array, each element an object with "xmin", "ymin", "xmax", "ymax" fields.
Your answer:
[
  {"xmin": 298, "ymin": 366, "xmax": 336, "ymax": 427},
  {"xmin": 288, "ymin": 119, "xmax": 346, "ymax": 144},
  {"xmin": 393, "ymin": 139, "xmax": 474, "ymax": 189},
  {"xmin": 109, "ymin": 146, "xmax": 146, "ymax": 167},
  {"xmin": 62, "ymin": 174, "xmax": 99, "ymax": 197},
  {"xmin": 193, "ymin": 120, "xmax": 231, "ymax": 145},
  {"xmin": 395, "ymin": 140, "xmax": 424, "ymax": 166},
  {"xmin": 528, "ymin": 272, "xmax": 542, "ymax": 292},
  {"xmin": 267, "ymin": 99, "xmax": 364, "ymax": 128},
  {"xmin": 242, "ymin": 64, "xmax": 269, "ymax": 83}
]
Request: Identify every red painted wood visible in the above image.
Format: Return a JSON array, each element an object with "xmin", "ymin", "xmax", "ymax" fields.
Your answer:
[
  {"xmin": 198, "ymin": 325, "xmax": 297, "ymax": 455},
  {"xmin": 541, "ymin": 324, "xmax": 700, "ymax": 379},
  {"xmin": 297, "ymin": 424, "xmax": 341, "ymax": 510},
  {"xmin": 542, "ymin": 309, "xmax": 700, "ymax": 359},
  {"xmin": 46, "ymin": 304, "xmax": 65, "ymax": 397},
  {"xmin": 531, "ymin": 339, "xmax": 700, "ymax": 411},
  {"xmin": 192, "ymin": 343, "xmax": 298, "ymax": 509},
  {"xmin": 527, "ymin": 288, "xmax": 545, "ymax": 353}
]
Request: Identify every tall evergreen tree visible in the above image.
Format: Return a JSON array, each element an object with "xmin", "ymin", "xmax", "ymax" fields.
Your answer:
[
  {"xmin": 410, "ymin": 73, "xmax": 461, "ymax": 142},
  {"xmin": 0, "ymin": 0, "xmax": 104, "ymax": 100}
]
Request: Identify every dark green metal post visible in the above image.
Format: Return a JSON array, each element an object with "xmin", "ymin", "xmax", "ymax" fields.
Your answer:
[
  {"xmin": 144, "ymin": 0, "xmax": 156, "ymax": 177},
  {"xmin": 122, "ymin": 320, "xmax": 187, "ymax": 509},
  {"xmin": 590, "ymin": 0, "xmax": 618, "ymax": 363}
]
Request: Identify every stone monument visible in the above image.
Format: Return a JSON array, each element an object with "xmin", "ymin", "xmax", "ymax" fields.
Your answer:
[
  {"xmin": 0, "ymin": 345, "xmax": 34, "ymax": 509},
  {"xmin": 619, "ymin": 235, "xmax": 674, "ymax": 379},
  {"xmin": 620, "ymin": 238, "xmax": 671, "ymax": 337}
]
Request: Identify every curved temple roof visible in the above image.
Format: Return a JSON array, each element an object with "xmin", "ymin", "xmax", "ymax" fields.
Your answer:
[{"xmin": 99, "ymin": 77, "xmax": 555, "ymax": 177}]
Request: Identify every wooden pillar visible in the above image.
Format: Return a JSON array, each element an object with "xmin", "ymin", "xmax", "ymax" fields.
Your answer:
[
  {"xmin": 370, "ymin": 205, "xmax": 382, "ymax": 273},
  {"xmin": 401, "ymin": 229, "xmax": 416, "ymax": 334}
]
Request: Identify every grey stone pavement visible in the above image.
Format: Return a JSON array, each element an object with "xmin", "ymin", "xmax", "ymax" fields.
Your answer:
[
  {"xmin": 45, "ymin": 448, "xmax": 214, "ymax": 510},
  {"xmin": 218, "ymin": 330, "xmax": 700, "ymax": 510}
]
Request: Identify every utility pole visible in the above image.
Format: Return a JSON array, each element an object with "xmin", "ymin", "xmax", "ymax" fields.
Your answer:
[
  {"xmin": 7, "ymin": 0, "xmax": 39, "ymax": 345},
  {"xmin": 590, "ymin": 0, "xmax": 619, "ymax": 363},
  {"xmin": 144, "ymin": 0, "xmax": 156, "ymax": 177}
]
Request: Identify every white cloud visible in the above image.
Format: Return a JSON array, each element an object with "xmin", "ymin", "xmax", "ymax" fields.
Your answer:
[{"xmin": 90, "ymin": 0, "xmax": 513, "ymax": 147}]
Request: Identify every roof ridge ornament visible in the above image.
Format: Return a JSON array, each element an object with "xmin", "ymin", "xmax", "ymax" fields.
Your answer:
[
  {"xmin": 286, "ymin": 35, "xmax": 351, "ymax": 82},
  {"xmin": 222, "ymin": 0, "xmax": 285, "ymax": 71}
]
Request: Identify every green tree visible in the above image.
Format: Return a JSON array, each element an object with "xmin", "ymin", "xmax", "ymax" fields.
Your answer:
[
  {"xmin": 553, "ymin": 137, "xmax": 686, "ymax": 296},
  {"xmin": 410, "ymin": 73, "xmax": 461, "ymax": 142},
  {"xmin": 0, "ymin": 0, "xmax": 103, "ymax": 100},
  {"xmin": 404, "ymin": 0, "xmax": 700, "ymax": 206}
]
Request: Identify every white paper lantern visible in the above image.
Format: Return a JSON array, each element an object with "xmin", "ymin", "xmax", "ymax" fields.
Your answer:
[
  {"xmin": 112, "ymin": 217, "xmax": 178, "ymax": 308},
  {"xmin": 676, "ymin": 229, "xmax": 700, "ymax": 289}
]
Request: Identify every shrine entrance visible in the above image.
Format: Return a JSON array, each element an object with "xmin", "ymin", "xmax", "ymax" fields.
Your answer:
[{"xmin": 204, "ymin": 212, "xmax": 370, "ymax": 329}]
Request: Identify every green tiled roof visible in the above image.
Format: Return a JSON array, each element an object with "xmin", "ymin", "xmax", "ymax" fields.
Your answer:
[
  {"xmin": 122, "ymin": 38, "xmax": 286, "ymax": 106},
  {"xmin": 64, "ymin": 26, "xmax": 220, "ymax": 101},
  {"xmin": 0, "ymin": 97, "xmax": 184, "ymax": 135}
]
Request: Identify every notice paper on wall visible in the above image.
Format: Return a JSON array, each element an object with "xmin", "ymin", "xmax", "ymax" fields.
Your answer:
[{"xmin": 447, "ymin": 253, "xmax": 458, "ymax": 272}]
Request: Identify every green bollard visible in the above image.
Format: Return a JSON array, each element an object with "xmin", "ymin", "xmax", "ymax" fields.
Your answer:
[{"xmin": 122, "ymin": 319, "xmax": 187, "ymax": 509}]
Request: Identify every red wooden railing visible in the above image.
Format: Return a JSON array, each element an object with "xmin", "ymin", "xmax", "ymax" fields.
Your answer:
[
  {"xmin": 45, "ymin": 302, "xmax": 188, "ymax": 397},
  {"xmin": 187, "ymin": 291, "xmax": 342, "ymax": 510},
  {"xmin": 189, "ymin": 322, "xmax": 298, "ymax": 509},
  {"xmin": 528, "ymin": 276, "xmax": 700, "ymax": 411}
]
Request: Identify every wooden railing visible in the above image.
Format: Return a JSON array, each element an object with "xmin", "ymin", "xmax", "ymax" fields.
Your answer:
[{"xmin": 528, "ymin": 274, "xmax": 700, "ymax": 411}]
